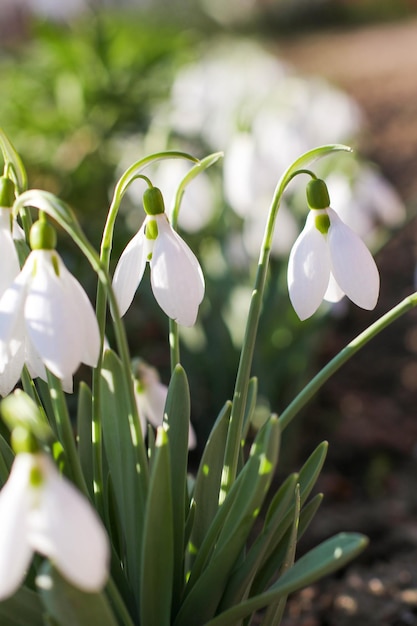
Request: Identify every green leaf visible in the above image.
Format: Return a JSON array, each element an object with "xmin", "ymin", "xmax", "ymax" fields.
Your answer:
[
  {"xmin": 205, "ymin": 533, "xmax": 368, "ymax": 626},
  {"xmin": 140, "ymin": 428, "xmax": 173, "ymax": 626},
  {"xmin": 100, "ymin": 349, "xmax": 148, "ymax": 617},
  {"xmin": 251, "ymin": 442, "xmax": 328, "ymax": 595},
  {"xmin": 163, "ymin": 365, "xmax": 191, "ymax": 612},
  {"xmin": 0, "ymin": 586, "xmax": 43, "ymax": 626},
  {"xmin": 0, "ymin": 127, "xmax": 28, "ymax": 192},
  {"xmin": 186, "ymin": 401, "xmax": 231, "ymax": 573},
  {"xmin": 0, "ymin": 435, "xmax": 14, "ymax": 486},
  {"xmin": 217, "ymin": 474, "xmax": 299, "ymax": 612},
  {"xmin": 37, "ymin": 562, "xmax": 118, "ymax": 626},
  {"xmin": 242, "ymin": 377, "xmax": 258, "ymax": 442},
  {"xmin": 262, "ymin": 484, "xmax": 300, "ymax": 625},
  {"xmin": 175, "ymin": 416, "xmax": 280, "ymax": 626},
  {"xmin": 76, "ymin": 382, "xmax": 94, "ymax": 499}
]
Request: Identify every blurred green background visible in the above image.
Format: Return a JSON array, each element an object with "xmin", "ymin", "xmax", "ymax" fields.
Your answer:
[{"xmin": 1, "ymin": 0, "xmax": 414, "ymax": 452}]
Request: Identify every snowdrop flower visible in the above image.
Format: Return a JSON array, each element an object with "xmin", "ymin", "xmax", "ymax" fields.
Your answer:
[
  {"xmin": 0, "ymin": 451, "xmax": 109, "ymax": 600},
  {"xmin": 113, "ymin": 186, "xmax": 204, "ymax": 327},
  {"xmin": 288, "ymin": 178, "xmax": 380, "ymax": 321},
  {"xmin": 0, "ymin": 177, "xmax": 20, "ymax": 296},
  {"xmin": 0, "ymin": 217, "xmax": 100, "ymax": 392},
  {"xmin": 134, "ymin": 360, "xmax": 196, "ymax": 449}
]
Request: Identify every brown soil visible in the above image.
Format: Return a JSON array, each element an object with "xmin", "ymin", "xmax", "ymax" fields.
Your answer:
[{"xmin": 275, "ymin": 17, "xmax": 417, "ymax": 626}]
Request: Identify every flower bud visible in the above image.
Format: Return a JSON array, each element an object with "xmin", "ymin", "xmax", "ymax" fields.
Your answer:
[
  {"xmin": 306, "ymin": 178, "xmax": 330, "ymax": 210},
  {"xmin": 29, "ymin": 219, "xmax": 57, "ymax": 250},
  {"xmin": 143, "ymin": 186, "xmax": 165, "ymax": 216},
  {"xmin": 0, "ymin": 177, "xmax": 15, "ymax": 208}
]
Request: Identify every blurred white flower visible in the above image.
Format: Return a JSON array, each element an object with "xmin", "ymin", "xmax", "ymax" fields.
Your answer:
[
  {"xmin": 0, "ymin": 249, "xmax": 100, "ymax": 393},
  {"xmin": 0, "ymin": 452, "xmax": 109, "ymax": 600},
  {"xmin": 0, "ymin": 208, "xmax": 20, "ymax": 298},
  {"xmin": 288, "ymin": 208, "xmax": 380, "ymax": 320},
  {"xmin": 113, "ymin": 212, "xmax": 204, "ymax": 327},
  {"xmin": 134, "ymin": 361, "xmax": 196, "ymax": 449}
]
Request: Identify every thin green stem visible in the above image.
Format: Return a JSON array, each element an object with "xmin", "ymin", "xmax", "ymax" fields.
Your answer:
[
  {"xmin": 220, "ymin": 145, "xmax": 352, "ymax": 499},
  {"xmin": 279, "ymin": 293, "xmax": 417, "ymax": 431},
  {"xmin": 46, "ymin": 371, "xmax": 89, "ymax": 497}
]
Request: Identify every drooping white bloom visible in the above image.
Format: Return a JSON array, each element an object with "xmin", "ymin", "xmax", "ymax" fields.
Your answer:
[
  {"xmin": 0, "ymin": 452, "xmax": 109, "ymax": 600},
  {"xmin": 0, "ymin": 249, "xmax": 100, "ymax": 392},
  {"xmin": 288, "ymin": 207, "xmax": 380, "ymax": 321},
  {"xmin": 113, "ymin": 213, "xmax": 205, "ymax": 327},
  {"xmin": 0, "ymin": 207, "xmax": 20, "ymax": 296},
  {"xmin": 134, "ymin": 361, "xmax": 196, "ymax": 449}
]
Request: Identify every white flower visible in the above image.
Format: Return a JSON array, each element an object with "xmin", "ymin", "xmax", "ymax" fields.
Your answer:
[
  {"xmin": 113, "ymin": 213, "xmax": 204, "ymax": 327},
  {"xmin": 288, "ymin": 207, "xmax": 380, "ymax": 320},
  {"xmin": 0, "ymin": 207, "xmax": 20, "ymax": 296},
  {"xmin": 0, "ymin": 249, "xmax": 100, "ymax": 392},
  {"xmin": 134, "ymin": 361, "xmax": 196, "ymax": 449},
  {"xmin": 0, "ymin": 452, "xmax": 109, "ymax": 600}
]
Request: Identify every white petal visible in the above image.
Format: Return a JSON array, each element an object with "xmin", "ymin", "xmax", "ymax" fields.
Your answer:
[
  {"xmin": 287, "ymin": 212, "xmax": 331, "ymax": 320},
  {"xmin": 58, "ymin": 260, "xmax": 100, "ymax": 368},
  {"xmin": 0, "ymin": 264, "xmax": 29, "ymax": 372},
  {"xmin": 151, "ymin": 215, "xmax": 205, "ymax": 326},
  {"xmin": 29, "ymin": 455, "xmax": 109, "ymax": 592},
  {"xmin": 112, "ymin": 225, "xmax": 149, "ymax": 317},
  {"xmin": 327, "ymin": 208, "xmax": 380, "ymax": 310},
  {"xmin": 25, "ymin": 251, "xmax": 82, "ymax": 380},
  {"xmin": 324, "ymin": 272, "xmax": 345, "ymax": 303},
  {"xmin": 0, "ymin": 455, "xmax": 33, "ymax": 600},
  {"xmin": 0, "ymin": 342, "xmax": 25, "ymax": 396},
  {"xmin": 0, "ymin": 209, "xmax": 20, "ymax": 296}
]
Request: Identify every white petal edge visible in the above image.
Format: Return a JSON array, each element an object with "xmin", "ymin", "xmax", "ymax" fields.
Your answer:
[
  {"xmin": 327, "ymin": 208, "xmax": 380, "ymax": 310},
  {"xmin": 57, "ymin": 258, "xmax": 100, "ymax": 368},
  {"xmin": 0, "ymin": 208, "xmax": 20, "ymax": 296},
  {"xmin": 287, "ymin": 212, "xmax": 331, "ymax": 320},
  {"xmin": 151, "ymin": 215, "xmax": 205, "ymax": 326},
  {"xmin": 24, "ymin": 251, "xmax": 82, "ymax": 380},
  {"xmin": 112, "ymin": 224, "xmax": 148, "ymax": 317},
  {"xmin": 29, "ymin": 455, "xmax": 109, "ymax": 592},
  {"xmin": 0, "ymin": 455, "xmax": 34, "ymax": 600}
]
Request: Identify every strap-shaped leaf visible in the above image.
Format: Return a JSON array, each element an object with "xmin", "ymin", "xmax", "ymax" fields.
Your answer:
[
  {"xmin": 175, "ymin": 416, "xmax": 280, "ymax": 626},
  {"xmin": 37, "ymin": 563, "xmax": 118, "ymax": 626},
  {"xmin": 140, "ymin": 428, "xmax": 173, "ymax": 626},
  {"xmin": 163, "ymin": 364, "xmax": 190, "ymax": 613},
  {"xmin": 217, "ymin": 473, "xmax": 299, "ymax": 612},
  {"xmin": 251, "ymin": 441, "xmax": 328, "ymax": 595},
  {"xmin": 76, "ymin": 382, "xmax": 94, "ymax": 499},
  {"xmin": 0, "ymin": 586, "xmax": 43, "ymax": 626},
  {"xmin": 206, "ymin": 532, "xmax": 368, "ymax": 626},
  {"xmin": 186, "ymin": 401, "xmax": 231, "ymax": 572},
  {"xmin": 262, "ymin": 484, "xmax": 300, "ymax": 625},
  {"xmin": 100, "ymin": 349, "xmax": 148, "ymax": 613}
]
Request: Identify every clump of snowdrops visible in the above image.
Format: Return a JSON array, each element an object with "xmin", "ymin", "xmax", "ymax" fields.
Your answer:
[{"xmin": 0, "ymin": 128, "xmax": 413, "ymax": 626}]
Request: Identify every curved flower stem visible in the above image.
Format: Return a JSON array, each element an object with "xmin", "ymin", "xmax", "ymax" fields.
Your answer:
[
  {"xmin": 279, "ymin": 292, "xmax": 417, "ymax": 431},
  {"xmin": 220, "ymin": 145, "xmax": 352, "ymax": 500},
  {"xmin": 12, "ymin": 189, "xmax": 149, "ymax": 511},
  {"xmin": 46, "ymin": 371, "xmax": 90, "ymax": 498},
  {"xmin": 167, "ymin": 152, "xmax": 223, "ymax": 372},
  {"xmin": 94, "ymin": 152, "xmax": 198, "ymax": 426}
]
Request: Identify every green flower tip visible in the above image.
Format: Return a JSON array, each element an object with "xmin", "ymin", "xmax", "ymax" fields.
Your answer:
[
  {"xmin": 0, "ymin": 177, "xmax": 15, "ymax": 207},
  {"xmin": 143, "ymin": 186, "xmax": 165, "ymax": 216},
  {"xmin": 306, "ymin": 178, "xmax": 330, "ymax": 210},
  {"xmin": 11, "ymin": 426, "xmax": 39, "ymax": 455},
  {"xmin": 29, "ymin": 218, "xmax": 57, "ymax": 250}
]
